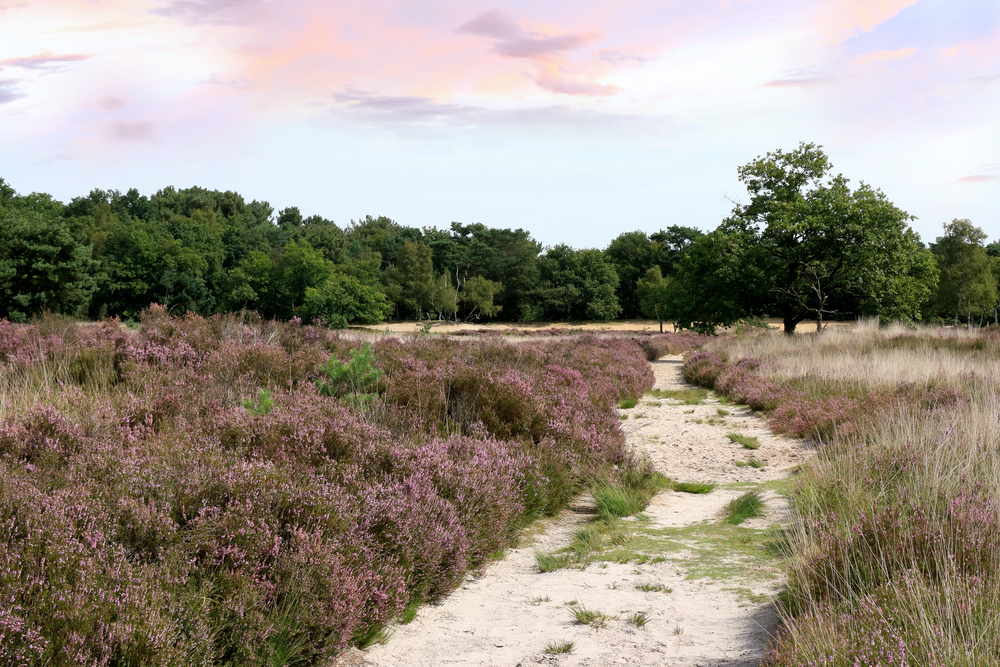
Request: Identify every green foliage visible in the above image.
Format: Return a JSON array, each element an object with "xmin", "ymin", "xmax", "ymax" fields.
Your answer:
[
  {"xmin": 672, "ymin": 481, "xmax": 716, "ymax": 494},
  {"xmin": 723, "ymin": 491, "xmax": 765, "ymax": 525},
  {"xmin": 645, "ymin": 388, "xmax": 708, "ymax": 404},
  {"xmin": 384, "ymin": 241, "xmax": 435, "ymax": 318},
  {"xmin": 569, "ymin": 605, "xmax": 609, "ymax": 628},
  {"xmin": 592, "ymin": 485, "xmax": 648, "ymax": 522},
  {"xmin": 628, "ymin": 611, "xmax": 650, "ymax": 627},
  {"xmin": 0, "ymin": 199, "xmax": 96, "ymax": 322},
  {"xmin": 316, "ymin": 343, "xmax": 384, "ymax": 398},
  {"xmin": 669, "ymin": 143, "xmax": 937, "ymax": 333},
  {"xmin": 543, "ymin": 641, "xmax": 574, "ymax": 654},
  {"xmin": 535, "ymin": 552, "xmax": 573, "ymax": 572},
  {"xmin": 533, "ymin": 245, "xmax": 621, "ymax": 321},
  {"xmin": 636, "ymin": 266, "xmax": 672, "ymax": 332},
  {"xmin": 931, "ymin": 219, "xmax": 997, "ymax": 325},
  {"xmin": 243, "ymin": 389, "xmax": 274, "ymax": 416},
  {"xmin": 727, "ymin": 432, "xmax": 760, "ymax": 449},
  {"xmin": 302, "ymin": 273, "xmax": 392, "ymax": 328},
  {"xmin": 605, "ymin": 230, "xmax": 658, "ymax": 319},
  {"xmin": 459, "ymin": 275, "xmax": 502, "ymax": 320}
]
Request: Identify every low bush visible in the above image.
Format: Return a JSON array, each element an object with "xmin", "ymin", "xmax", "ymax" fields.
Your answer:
[
  {"xmin": 0, "ymin": 310, "xmax": 671, "ymax": 666},
  {"xmin": 692, "ymin": 326, "xmax": 1000, "ymax": 665}
]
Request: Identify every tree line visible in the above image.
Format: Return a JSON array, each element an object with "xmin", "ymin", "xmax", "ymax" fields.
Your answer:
[{"xmin": 1, "ymin": 143, "xmax": 997, "ymax": 330}]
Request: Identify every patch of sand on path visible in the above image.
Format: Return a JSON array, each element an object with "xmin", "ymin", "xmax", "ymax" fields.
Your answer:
[{"xmin": 349, "ymin": 355, "xmax": 811, "ymax": 667}]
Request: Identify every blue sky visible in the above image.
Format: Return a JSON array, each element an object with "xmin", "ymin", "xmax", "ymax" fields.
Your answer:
[{"xmin": 1, "ymin": 0, "xmax": 997, "ymax": 247}]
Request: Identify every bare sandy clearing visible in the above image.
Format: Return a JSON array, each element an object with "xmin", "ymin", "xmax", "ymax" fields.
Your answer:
[
  {"xmin": 349, "ymin": 355, "xmax": 810, "ymax": 667},
  {"xmin": 353, "ymin": 318, "xmax": 853, "ymax": 336}
]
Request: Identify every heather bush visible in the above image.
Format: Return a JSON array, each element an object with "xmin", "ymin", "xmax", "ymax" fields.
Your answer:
[
  {"xmin": 0, "ymin": 310, "xmax": 665, "ymax": 665},
  {"xmin": 690, "ymin": 326, "xmax": 1000, "ymax": 665}
]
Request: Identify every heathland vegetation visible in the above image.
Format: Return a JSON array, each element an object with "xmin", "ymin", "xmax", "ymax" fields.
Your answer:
[
  {"xmin": 2, "ymin": 142, "xmax": 1000, "ymax": 665},
  {"xmin": 686, "ymin": 324, "xmax": 1000, "ymax": 664},
  {"xmin": 0, "ymin": 309, "xmax": 700, "ymax": 664},
  {"xmin": 2, "ymin": 143, "xmax": 997, "ymax": 330}
]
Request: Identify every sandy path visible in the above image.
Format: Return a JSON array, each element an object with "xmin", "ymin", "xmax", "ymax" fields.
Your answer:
[{"xmin": 347, "ymin": 356, "xmax": 809, "ymax": 667}]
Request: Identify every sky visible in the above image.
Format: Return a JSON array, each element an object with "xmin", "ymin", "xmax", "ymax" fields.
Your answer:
[{"xmin": 0, "ymin": 0, "xmax": 997, "ymax": 248}]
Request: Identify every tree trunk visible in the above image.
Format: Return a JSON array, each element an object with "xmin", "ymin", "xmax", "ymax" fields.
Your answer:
[
  {"xmin": 816, "ymin": 312, "xmax": 823, "ymax": 333},
  {"xmin": 658, "ymin": 317, "xmax": 663, "ymax": 333},
  {"xmin": 783, "ymin": 318, "xmax": 798, "ymax": 335}
]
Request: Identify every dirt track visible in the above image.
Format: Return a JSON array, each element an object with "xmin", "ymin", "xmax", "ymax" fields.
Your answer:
[{"xmin": 346, "ymin": 356, "xmax": 809, "ymax": 667}]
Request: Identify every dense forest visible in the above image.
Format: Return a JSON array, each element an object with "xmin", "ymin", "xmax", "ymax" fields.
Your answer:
[{"xmin": 1, "ymin": 144, "xmax": 997, "ymax": 331}]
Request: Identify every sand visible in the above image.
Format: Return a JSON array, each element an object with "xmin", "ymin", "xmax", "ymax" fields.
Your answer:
[{"xmin": 345, "ymin": 356, "xmax": 810, "ymax": 667}]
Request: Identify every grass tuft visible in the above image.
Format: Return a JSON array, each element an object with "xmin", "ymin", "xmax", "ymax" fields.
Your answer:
[
  {"xmin": 593, "ymin": 485, "xmax": 649, "ymax": 521},
  {"xmin": 672, "ymin": 481, "xmax": 716, "ymax": 494},
  {"xmin": 618, "ymin": 397, "xmax": 638, "ymax": 409},
  {"xmin": 536, "ymin": 552, "xmax": 574, "ymax": 572},
  {"xmin": 400, "ymin": 596, "xmax": 422, "ymax": 624},
  {"xmin": 569, "ymin": 605, "xmax": 610, "ymax": 628},
  {"xmin": 544, "ymin": 641, "xmax": 574, "ymax": 655},
  {"xmin": 628, "ymin": 611, "xmax": 650, "ymax": 627},
  {"xmin": 634, "ymin": 580, "xmax": 672, "ymax": 593},
  {"xmin": 727, "ymin": 432, "xmax": 761, "ymax": 449},
  {"xmin": 723, "ymin": 491, "xmax": 765, "ymax": 525}
]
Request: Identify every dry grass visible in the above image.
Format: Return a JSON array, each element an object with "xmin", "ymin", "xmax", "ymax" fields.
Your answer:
[{"xmin": 709, "ymin": 324, "xmax": 1000, "ymax": 664}]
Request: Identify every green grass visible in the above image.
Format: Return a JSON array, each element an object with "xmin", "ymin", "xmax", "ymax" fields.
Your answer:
[
  {"xmin": 645, "ymin": 388, "xmax": 709, "ymax": 405},
  {"xmin": 717, "ymin": 408, "xmax": 731, "ymax": 416},
  {"xmin": 634, "ymin": 580, "xmax": 672, "ymax": 593},
  {"xmin": 400, "ymin": 596, "xmax": 422, "ymax": 623},
  {"xmin": 618, "ymin": 397, "xmax": 638, "ymax": 409},
  {"xmin": 593, "ymin": 485, "xmax": 649, "ymax": 522},
  {"xmin": 724, "ymin": 491, "xmax": 766, "ymax": 525},
  {"xmin": 570, "ymin": 605, "xmax": 611, "ymax": 628},
  {"xmin": 527, "ymin": 596, "xmax": 550, "ymax": 606},
  {"xmin": 727, "ymin": 432, "xmax": 761, "ymax": 449},
  {"xmin": 628, "ymin": 611, "xmax": 650, "ymax": 627},
  {"xmin": 536, "ymin": 552, "xmax": 574, "ymax": 572},
  {"xmin": 735, "ymin": 457, "xmax": 766, "ymax": 468},
  {"xmin": 607, "ymin": 520, "xmax": 784, "ymax": 583},
  {"xmin": 544, "ymin": 641, "xmax": 574, "ymax": 655},
  {"xmin": 672, "ymin": 481, "xmax": 716, "ymax": 494}
]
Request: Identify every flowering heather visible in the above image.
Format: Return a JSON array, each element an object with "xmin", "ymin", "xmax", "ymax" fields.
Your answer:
[
  {"xmin": 0, "ymin": 309, "xmax": 684, "ymax": 666},
  {"xmin": 688, "ymin": 327, "xmax": 1000, "ymax": 665}
]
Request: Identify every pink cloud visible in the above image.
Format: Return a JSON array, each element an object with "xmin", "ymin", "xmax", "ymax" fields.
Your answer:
[
  {"xmin": 108, "ymin": 120, "xmax": 156, "ymax": 142},
  {"xmin": 0, "ymin": 79, "xmax": 22, "ymax": 104},
  {"xmin": 535, "ymin": 72, "xmax": 619, "ymax": 96},
  {"xmin": 457, "ymin": 10, "xmax": 596, "ymax": 59},
  {"xmin": 591, "ymin": 48, "xmax": 650, "ymax": 66},
  {"xmin": 959, "ymin": 175, "xmax": 1000, "ymax": 183},
  {"xmin": 456, "ymin": 9, "xmax": 618, "ymax": 97},
  {"xmin": 148, "ymin": 0, "xmax": 267, "ymax": 26},
  {"xmin": 0, "ymin": 50, "xmax": 90, "ymax": 70}
]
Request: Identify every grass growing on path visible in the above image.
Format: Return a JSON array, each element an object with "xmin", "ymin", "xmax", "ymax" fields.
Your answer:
[
  {"xmin": 645, "ymin": 388, "xmax": 709, "ymax": 404},
  {"xmin": 672, "ymin": 481, "xmax": 716, "ymax": 494},
  {"xmin": 727, "ymin": 432, "xmax": 761, "ymax": 449},
  {"xmin": 724, "ymin": 491, "xmax": 766, "ymax": 525}
]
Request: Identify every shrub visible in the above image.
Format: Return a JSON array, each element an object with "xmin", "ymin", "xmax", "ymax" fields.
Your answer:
[{"xmin": 0, "ymin": 312, "xmax": 659, "ymax": 665}]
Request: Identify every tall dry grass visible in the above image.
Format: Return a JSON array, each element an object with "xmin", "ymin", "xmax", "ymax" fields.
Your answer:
[{"xmin": 686, "ymin": 325, "xmax": 1000, "ymax": 665}]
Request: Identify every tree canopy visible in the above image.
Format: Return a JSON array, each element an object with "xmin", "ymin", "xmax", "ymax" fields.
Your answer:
[{"xmin": 665, "ymin": 143, "xmax": 938, "ymax": 333}]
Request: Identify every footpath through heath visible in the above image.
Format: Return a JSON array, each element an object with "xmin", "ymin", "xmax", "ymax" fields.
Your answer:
[{"xmin": 346, "ymin": 355, "xmax": 810, "ymax": 667}]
